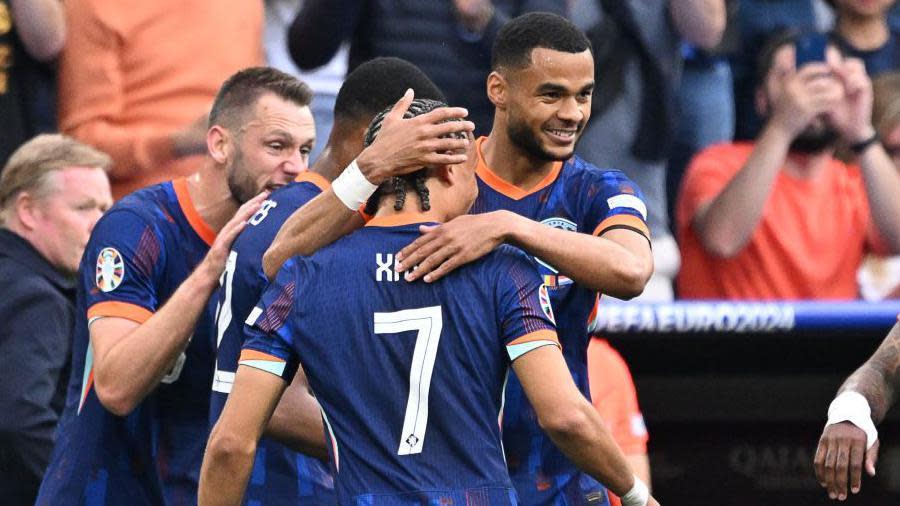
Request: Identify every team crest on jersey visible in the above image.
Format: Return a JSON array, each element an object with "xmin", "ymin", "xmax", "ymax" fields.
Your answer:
[
  {"xmin": 96, "ymin": 247, "xmax": 125, "ymax": 292},
  {"xmin": 536, "ymin": 217, "xmax": 575, "ymax": 287},
  {"xmin": 538, "ymin": 284, "xmax": 556, "ymax": 324}
]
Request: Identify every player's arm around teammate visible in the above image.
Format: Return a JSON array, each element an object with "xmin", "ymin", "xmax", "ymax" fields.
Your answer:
[
  {"xmin": 262, "ymin": 89, "xmax": 473, "ymax": 278},
  {"xmin": 396, "ymin": 212, "xmax": 652, "ymax": 298},
  {"xmin": 815, "ymin": 322, "xmax": 900, "ymax": 500},
  {"xmin": 90, "ymin": 194, "xmax": 266, "ymax": 415}
]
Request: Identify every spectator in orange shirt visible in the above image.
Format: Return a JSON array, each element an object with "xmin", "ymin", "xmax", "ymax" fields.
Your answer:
[
  {"xmin": 676, "ymin": 29, "xmax": 900, "ymax": 300},
  {"xmin": 587, "ymin": 338, "xmax": 650, "ymax": 506},
  {"xmin": 58, "ymin": 0, "xmax": 264, "ymax": 199}
]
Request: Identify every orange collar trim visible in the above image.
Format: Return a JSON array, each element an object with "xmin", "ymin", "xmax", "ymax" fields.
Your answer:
[
  {"xmin": 475, "ymin": 136, "xmax": 562, "ymax": 201},
  {"xmin": 365, "ymin": 213, "xmax": 440, "ymax": 228},
  {"xmin": 172, "ymin": 178, "xmax": 216, "ymax": 246},
  {"xmin": 295, "ymin": 170, "xmax": 331, "ymax": 192}
]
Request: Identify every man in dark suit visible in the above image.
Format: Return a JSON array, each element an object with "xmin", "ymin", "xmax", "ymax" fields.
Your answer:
[{"xmin": 0, "ymin": 134, "xmax": 112, "ymax": 505}]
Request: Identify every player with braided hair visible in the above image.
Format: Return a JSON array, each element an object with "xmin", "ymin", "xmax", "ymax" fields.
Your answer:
[
  {"xmin": 200, "ymin": 95, "xmax": 652, "ymax": 505},
  {"xmin": 362, "ymin": 98, "xmax": 466, "ymax": 216}
]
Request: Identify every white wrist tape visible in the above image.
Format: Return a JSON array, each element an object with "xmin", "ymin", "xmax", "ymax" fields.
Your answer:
[
  {"xmin": 620, "ymin": 476, "xmax": 650, "ymax": 506},
  {"xmin": 826, "ymin": 391, "xmax": 879, "ymax": 449},
  {"xmin": 331, "ymin": 159, "xmax": 378, "ymax": 211}
]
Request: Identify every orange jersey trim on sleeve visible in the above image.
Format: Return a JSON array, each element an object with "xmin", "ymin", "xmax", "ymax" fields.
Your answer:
[
  {"xmin": 87, "ymin": 301, "xmax": 154, "ymax": 324},
  {"xmin": 295, "ymin": 170, "xmax": 331, "ymax": 191},
  {"xmin": 507, "ymin": 329, "xmax": 560, "ymax": 348},
  {"xmin": 173, "ymin": 178, "xmax": 217, "ymax": 246},
  {"xmin": 239, "ymin": 349, "xmax": 285, "ymax": 363},
  {"xmin": 593, "ymin": 214, "xmax": 650, "ymax": 239}
]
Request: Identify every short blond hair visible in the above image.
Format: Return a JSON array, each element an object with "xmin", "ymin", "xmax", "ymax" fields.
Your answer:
[
  {"xmin": 0, "ymin": 134, "xmax": 111, "ymax": 219},
  {"xmin": 873, "ymin": 72, "xmax": 900, "ymax": 138}
]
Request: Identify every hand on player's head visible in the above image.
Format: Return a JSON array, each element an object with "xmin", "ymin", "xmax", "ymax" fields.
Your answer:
[{"xmin": 356, "ymin": 90, "xmax": 475, "ymax": 184}]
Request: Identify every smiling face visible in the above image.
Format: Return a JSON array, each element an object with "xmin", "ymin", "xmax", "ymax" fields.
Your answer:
[
  {"xmin": 499, "ymin": 48, "xmax": 594, "ymax": 161},
  {"xmin": 225, "ymin": 93, "xmax": 316, "ymax": 203}
]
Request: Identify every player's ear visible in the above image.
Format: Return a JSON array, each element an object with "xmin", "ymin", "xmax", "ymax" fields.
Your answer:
[
  {"xmin": 487, "ymin": 71, "xmax": 508, "ymax": 110},
  {"xmin": 207, "ymin": 125, "xmax": 231, "ymax": 165},
  {"xmin": 434, "ymin": 165, "xmax": 454, "ymax": 186},
  {"xmin": 13, "ymin": 191, "xmax": 39, "ymax": 230}
]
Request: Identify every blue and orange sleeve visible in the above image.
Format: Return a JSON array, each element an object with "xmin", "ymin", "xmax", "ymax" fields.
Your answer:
[
  {"xmin": 495, "ymin": 248, "xmax": 559, "ymax": 361},
  {"xmin": 83, "ymin": 210, "xmax": 162, "ymax": 324},
  {"xmin": 242, "ymin": 258, "xmax": 301, "ymax": 381},
  {"xmin": 586, "ymin": 171, "xmax": 651, "ymax": 242}
]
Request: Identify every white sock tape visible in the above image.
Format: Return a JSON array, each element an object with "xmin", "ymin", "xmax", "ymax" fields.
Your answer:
[
  {"xmin": 826, "ymin": 391, "xmax": 879, "ymax": 449},
  {"xmin": 331, "ymin": 159, "xmax": 378, "ymax": 211},
  {"xmin": 620, "ymin": 476, "xmax": 649, "ymax": 506}
]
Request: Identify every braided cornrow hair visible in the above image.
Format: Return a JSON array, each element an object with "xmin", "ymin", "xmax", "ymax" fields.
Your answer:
[{"xmin": 362, "ymin": 98, "xmax": 463, "ymax": 216}]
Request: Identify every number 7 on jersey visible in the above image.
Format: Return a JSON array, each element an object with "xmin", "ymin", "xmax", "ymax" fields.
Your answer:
[{"xmin": 373, "ymin": 306, "xmax": 443, "ymax": 456}]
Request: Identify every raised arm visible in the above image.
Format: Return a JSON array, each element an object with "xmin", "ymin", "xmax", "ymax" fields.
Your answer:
[
  {"xmin": 828, "ymin": 59, "xmax": 900, "ymax": 253},
  {"xmin": 814, "ymin": 323, "xmax": 900, "ymax": 501},
  {"xmin": 262, "ymin": 91, "xmax": 473, "ymax": 278},
  {"xmin": 9, "ymin": 0, "xmax": 65, "ymax": 61},
  {"xmin": 91, "ymin": 195, "xmax": 265, "ymax": 416},
  {"xmin": 691, "ymin": 63, "xmax": 841, "ymax": 258}
]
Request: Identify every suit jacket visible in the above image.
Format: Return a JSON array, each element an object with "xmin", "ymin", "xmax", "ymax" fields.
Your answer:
[{"xmin": 0, "ymin": 228, "xmax": 76, "ymax": 506}]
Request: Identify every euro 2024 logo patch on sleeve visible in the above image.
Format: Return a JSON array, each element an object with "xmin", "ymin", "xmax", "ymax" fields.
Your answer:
[{"xmin": 96, "ymin": 247, "xmax": 125, "ymax": 292}]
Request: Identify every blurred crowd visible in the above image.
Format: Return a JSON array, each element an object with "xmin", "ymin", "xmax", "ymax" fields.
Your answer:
[
  {"xmin": 1, "ymin": 1, "xmax": 899, "ymax": 503},
  {"xmin": 3, "ymin": 0, "xmax": 899, "ymax": 303}
]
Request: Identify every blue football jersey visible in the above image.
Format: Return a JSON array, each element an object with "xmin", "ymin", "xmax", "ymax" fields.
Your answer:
[
  {"xmin": 240, "ymin": 216, "xmax": 559, "ymax": 505},
  {"xmin": 470, "ymin": 137, "xmax": 650, "ymax": 506},
  {"xmin": 37, "ymin": 179, "xmax": 218, "ymax": 505},
  {"xmin": 208, "ymin": 172, "xmax": 334, "ymax": 505}
]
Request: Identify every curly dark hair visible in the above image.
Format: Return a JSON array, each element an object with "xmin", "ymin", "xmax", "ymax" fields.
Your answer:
[{"xmin": 362, "ymin": 98, "xmax": 466, "ymax": 216}]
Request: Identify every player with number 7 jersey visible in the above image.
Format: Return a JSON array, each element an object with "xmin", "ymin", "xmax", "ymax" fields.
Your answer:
[{"xmin": 240, "ymin": 221, "xmax": 558, "ymax": 504}]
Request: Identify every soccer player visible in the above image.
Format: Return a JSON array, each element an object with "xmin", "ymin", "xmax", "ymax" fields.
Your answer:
[
  {"xmin": 390, "ymin": 14, "xmax": 655, "ymax": 505},
  {"xmin": 814, "ymin": 321, "xmax": 900, "ymax": 501},
  {"xmin": 199, "ymin": 99, "xmax": 659, "ymax": 506},
  {"xmin": 36, "ymin": 66, "xmax": 473, "ymax": 505},
  {"xmin": 207, "ymin": 57, "xmax": 448, "ymax": 505},
  {"xmin": 259, "ymin": 14, "xmax": 655, "ymax": 505}
]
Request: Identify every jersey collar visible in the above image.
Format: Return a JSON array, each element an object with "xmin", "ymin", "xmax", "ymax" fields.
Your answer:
[
  {"xmin": 474, "ymin": 136, "xmax": 563, "ymax": 201},
  {"xmin": 172, "ymin": 178, "xmax": 217, "ymax": 246}
]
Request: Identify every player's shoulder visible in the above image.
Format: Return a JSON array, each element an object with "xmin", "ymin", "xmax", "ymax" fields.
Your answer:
[
  {"xmin": 99, "ymin": 182, "xmax": 174, "ymax": 230},
  {"xmin": 481, "ymin": 244, "xmax": 538, "ymax": 276},
  {"xmin": 270, "ymin": 178, "xmax": 325, "ymax": 206},
  {"xmin": 563, "ymin": 155, "xmax": 642, "ymax": 196}
]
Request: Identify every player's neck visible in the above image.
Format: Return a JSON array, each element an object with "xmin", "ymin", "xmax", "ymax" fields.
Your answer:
[
  {"xmin": 483, "ymin": 128, "xmax": 558, "ymax": 190},
  {"xmin": 374, "ymin": 196, "xmax": 445, "ymax": 225},
  {"xmin": 185, "ymin": 168, "xmax": 239, "ymax": 232}
]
